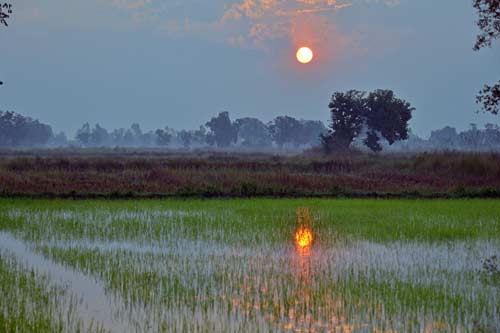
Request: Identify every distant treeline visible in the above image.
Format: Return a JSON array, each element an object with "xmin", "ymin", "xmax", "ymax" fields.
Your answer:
[
  {"xmin": 1, "ymin": 111, "xmax": 327, "ymax": 150},
  {"xmin": 388, "ymin": 124, "xmax": 500, "ymax": 152},
  {"xmin": 1, "ymin": 109, "xmax": 500, "ymax": 151}
]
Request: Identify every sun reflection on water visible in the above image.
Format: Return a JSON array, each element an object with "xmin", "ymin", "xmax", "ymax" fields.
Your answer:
[{"xmin": 295, "ymin": 207, "xmax": 314, "ymax": 248}]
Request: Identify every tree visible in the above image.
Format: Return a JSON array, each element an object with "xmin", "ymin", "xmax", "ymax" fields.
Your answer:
[
  {"xmin": 49, "ymin": 132, "xmax": 68, "ymax": 147},
  {"xmin": 155, "ymin": 129, "xmax": 172, "ymax": 146},
  {"xmin": 0, "ymin": 3, "xmax": 12, "ymax": 86},
  {"xmin": 81, "ymin": 123, "xmax": 110, "ymax": 146},
  {"xmin": 321, "ymin": 89, "xmax": 414, "ymax": 153},
  {"xmin": 76, "ymin": 123, "xmax": 92, "ymax": 146},
  {"xmin": 297, "ymin": 120, "xmax": 327, "ymax": 147},
  {"xmin": 0, "ymin": 111, "xmax": 53, "ymax": 147},
  {"xmin": 205, "ymin": 112, "xmax": 237, "ymax": 147},
  {"xmin": 234, "ymin": 117, "xmax": 272, "ymax": 147},
  {"xmin": 430, "ymin": 126, "xmax": 459, "ymax": 148},
  {"xmin": 364, "ymin": 89, "xmax": 413, "ymax": 150},
  {"xmin": 483, "ymin": 123, "xmax": 500, "ymax": 147},
  {"xmin": 474, "ymin": 0, "xmax": 500, "ymax": 114},
  {"xmin": 268, "ymin": 116, "xmax": 303, "ymax": 148},
  {"xmin": 320, "ymin": 90, "xmax": 366, "ymax": 152},
  {"xmin": 192, "ymin": 126, "xmax": 207, "ymax": 146},
  {"xmin": 178, "ymin": 130, "xmax": 193, "ymax": 148},
  {"xmin": 0, "ymin": 3, "xmax": 12, "ymax": 27},
  {"xmin": 459, "ymin": 123, "xmax": 483, "ymax": 148}
]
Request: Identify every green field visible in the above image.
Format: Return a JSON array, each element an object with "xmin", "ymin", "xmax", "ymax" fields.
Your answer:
[{"xmin": 0, "ymin": 199, "xmax": 499, "ymax": 332}]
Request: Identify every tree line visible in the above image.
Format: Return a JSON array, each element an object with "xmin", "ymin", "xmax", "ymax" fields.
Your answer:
[
  {"xmin": 0, "ymin": 110, "xmax": 329, "ymax": 149},
  {"xmin": 74, "ymin": 112, "xmax": 327, "ymax": 149},
  {"xmin": 3, "ymin": 97, "xmax": 500, "ymax": 151}
]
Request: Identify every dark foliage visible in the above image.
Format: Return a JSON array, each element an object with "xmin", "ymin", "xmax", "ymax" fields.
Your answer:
[
  {"xmin": 477, "ymin": 83, "xmax": 500, "ymax": 115},
  {"xmin": 75, "ymin": 123, "xmax": 92, "ymax": 146},
  {"xmin": 482, "ymin": 256, "xmax": 499, "ymax": 278},
  {"xmin": 0, "ymin": 111, "xmax": 53, "ymax": 147},
  {"xmin": 473, "ymin": 0, "xmax": 500, "ymax": 114},
  {"xmin": 234, "ymin": 117, "xmax": 272, "ymax": 147},
  {"xmin": 322, "ymin": 89, "xmax": 414, "ymax": 153},
  {"xmin": 268, "ymin": 116, "xmax": 303, "ymax": 148},
  {"xmin": 297, "ymin": 120, "xmax": 327, "ymax": 146},
  {"xmin": 155, "ymin": 129, "xmax": 172, "ymax": 146},
  {"xmin": 364, "ymin": 131, "xmax": 382, "ymax": 152},
  {"xmin": 205, "ymin": 112, "xmax": 238, "ymax": 147},
  {"xmin": 0, "ymin": 3, "xmax": 12, "ymax": 85},
  {"xmin": 366, "ymin": 89, "xmax": 413, "ymax": 145},
  {"xmin": 178, "ymin": 130, "xmax": 193, "ymax": 148},
  {"xmin": 0, "ymin": 3, "xmax": 12, "ymax": 27},
  {"xmin": 321, "ymin": 90, "xmax": 366, "ymax": 152},
  {"xmin": 474, "ymin": 0, "xmax": 500, "ymax": 50},
  {"xmin": 60, "ymin": 111, "xmax": 327, "ymax": 149}
]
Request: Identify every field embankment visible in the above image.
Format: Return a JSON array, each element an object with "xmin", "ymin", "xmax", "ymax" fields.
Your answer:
[{"xmin": 1, "ymin": 150, "xmax": 500, "ymax": 198}]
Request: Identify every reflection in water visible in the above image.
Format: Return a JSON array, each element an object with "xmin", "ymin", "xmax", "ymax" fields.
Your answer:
[
  {"xmin": 296, "ymin": 228, "xmax": 313, "ymax": 248},
  {"xmin": 295, "ymin": 207, "xmax": 314, "ymax": 249},
  {"xmin": 0, "ymin": 232, "xmax": 128, "ymax": 332},
  {"xmin": 1, "ymin": 204, "xmax": 492, "ymax": 332},
  {"xmin": 295, "ymin": 234, "xmax": 312, "ymax": 283},
  {"xmin": 295, "ymin": 207, "xmax": 314, "ymax": 283}
]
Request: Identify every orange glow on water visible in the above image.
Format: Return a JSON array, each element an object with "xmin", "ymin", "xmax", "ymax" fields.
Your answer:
[
  {"xmin": 295, "ymin": 207, "xmax": 313, "ymax": 248},
  {"xmin": 295, "ymin": 227, "xmax": 313, "ymax": 248}
]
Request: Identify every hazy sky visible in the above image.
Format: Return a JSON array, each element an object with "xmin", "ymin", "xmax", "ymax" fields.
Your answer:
[{"xmin": 1, "ymin": 0, "xmax": 499, "ymax": 137}]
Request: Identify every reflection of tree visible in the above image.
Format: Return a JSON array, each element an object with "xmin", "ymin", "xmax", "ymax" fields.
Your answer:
[{"xmin": 295, "ymin": 243, "xmax": 312, "ymax": 283}]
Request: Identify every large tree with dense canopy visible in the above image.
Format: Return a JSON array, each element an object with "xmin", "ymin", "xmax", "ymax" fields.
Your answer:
[{"xmin": 473, "ymin": 0, "xmax": 500, "ymax": 114}]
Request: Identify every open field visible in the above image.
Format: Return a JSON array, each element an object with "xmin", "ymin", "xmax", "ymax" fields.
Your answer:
[
  {"xmin": 1, "ymin": 150, "xmax": 500, "ymax": 198},
  {"xmin": 0, "ymin": 198, "xmax": 499, "ymax": 332}
]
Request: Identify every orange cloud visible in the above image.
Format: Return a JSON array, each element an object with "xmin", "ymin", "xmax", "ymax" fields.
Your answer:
[
  {"xmin": 105, "ymin": 0, "xmax": 399, "ymax": 51},
  {"xmin": 217, "ymin": 0, "xmax": 352, "ymax": 50}
]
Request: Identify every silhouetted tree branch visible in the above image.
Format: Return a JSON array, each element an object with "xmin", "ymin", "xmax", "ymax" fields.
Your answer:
[
  {"xmin": 0, "ymin": 3, "xmax": 12, "ymax": 86},
  {"xmin": 0, "ymin": 3, "xmax": 12, "ymax": 27},
  {"xmin": 474, "ymin": 0, "xmax": 500, "ymax": 114},
  {"xmin": 477, "ymin": 83, "xmax": 500, "ymax": 114}
]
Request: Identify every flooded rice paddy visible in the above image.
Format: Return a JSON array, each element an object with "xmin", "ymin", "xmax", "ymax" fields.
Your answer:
[{"xmin": 0, "ymin": 199, "xmax": 499, "ymax": 332}]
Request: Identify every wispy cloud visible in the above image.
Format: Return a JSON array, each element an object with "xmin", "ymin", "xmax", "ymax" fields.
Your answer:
[
  {"xmin": 214, "ymin": 0, "xmax": 353, "ymax": 48},
  {"xmin": 105, "ymin": 0, "xmax": 399, "ymax": 50}
]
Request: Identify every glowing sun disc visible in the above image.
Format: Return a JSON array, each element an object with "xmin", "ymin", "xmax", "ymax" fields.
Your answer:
[{"xmin": 296, "ymin": 47, "xmax": 313, "ymax": 64}]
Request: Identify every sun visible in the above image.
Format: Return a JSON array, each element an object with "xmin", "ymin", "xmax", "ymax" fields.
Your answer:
[{"xmin": 296, "ymin": 46, "xmax": 313, "ymax": 64}]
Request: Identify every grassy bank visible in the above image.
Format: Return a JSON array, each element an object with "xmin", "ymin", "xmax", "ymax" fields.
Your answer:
[{"xmin": 1, "ymin": 151, "xmax": 500, "ymax": 198}]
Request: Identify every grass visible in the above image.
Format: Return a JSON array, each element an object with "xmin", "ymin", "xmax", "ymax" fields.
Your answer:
[
  {"xmin": 1, "ymin": 151, "xmax": 500, "ymax": 198},
  {"xmin": 2, "ymin": 199, "xmax": 499, "ymax": 243},
  {"xmin": 0, "ymin": 198, "xmax": 499, "ymax": 332},
  {"xmin": 0, "ymin": 252, "xmax": 94, "ymax": 333}
]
